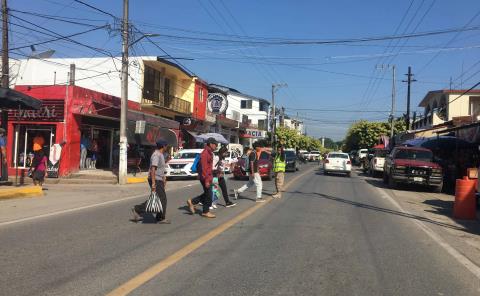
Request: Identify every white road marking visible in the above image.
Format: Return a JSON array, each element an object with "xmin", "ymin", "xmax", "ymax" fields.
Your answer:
[
  {"xmin": 0, "ymin": 183, "xmax": 198, "ymax": 227},
  {"xmin": 375, "ymin": 186, "xmax": 480, "ymax": 280}
]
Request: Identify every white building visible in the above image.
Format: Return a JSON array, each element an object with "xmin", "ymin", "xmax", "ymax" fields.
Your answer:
[
  {"xmin": 208, "ymin": 84, "xmax": 270, "ymax": 145},
  {"xmin": 282, "ymin": 117, "xmax": 305, "ymax": 134}
]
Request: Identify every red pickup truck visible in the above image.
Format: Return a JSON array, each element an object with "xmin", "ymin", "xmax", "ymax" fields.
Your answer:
[{"xmin": 383, "ymin": 146, "xmax": 443, "ymax": 192}]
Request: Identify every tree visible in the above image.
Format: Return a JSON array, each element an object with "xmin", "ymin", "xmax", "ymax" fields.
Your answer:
[{"xmin": 342, "ymin": 119, "xmax": 407, "ymax": 152}]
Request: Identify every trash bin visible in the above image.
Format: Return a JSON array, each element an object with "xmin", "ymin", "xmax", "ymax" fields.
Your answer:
[{"xmin": 453, "ymin": 177, "xmax": 477, "ymax": 220}]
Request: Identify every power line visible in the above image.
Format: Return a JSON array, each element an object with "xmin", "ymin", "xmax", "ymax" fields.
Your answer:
[
  {"xmin": 9, "ymin": 9, "xmax": 103, "ymax": 27},
  {"xmin": 72, "ymin": 0, "xmax": 117, "ymax": 19},
  {"xmin": 149, "ymin": 25, "xmax": 480, "ymax": 46},
  {"xmin": 9, "ymin": 24, "xmax": 109, "ymax": 51}
]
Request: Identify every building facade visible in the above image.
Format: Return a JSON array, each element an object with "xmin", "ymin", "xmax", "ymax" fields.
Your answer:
[
  {"xmin": 208, "ymin": 84, "xmax": 270, "ymax": 146},
  {"xmin": 7, "ymin": 85, "xmax": 179, "ymax": 177},
  {"xmin": 413, "ymin": 89, "xmax": 480, "ymax": 130}
]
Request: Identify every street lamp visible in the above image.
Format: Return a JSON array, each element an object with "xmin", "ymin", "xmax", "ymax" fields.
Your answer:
[
  {"xmin": 271, "ymin": 83, "xmax": 287, "ymax": 149},
  {"xmin": 129, "ymin": 33, "xmax": 159, "ymax": 47}
]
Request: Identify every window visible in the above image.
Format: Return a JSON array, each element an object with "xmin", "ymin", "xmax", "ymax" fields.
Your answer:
[
  {"xmin": 259, "ymin": 102, "xmax": 269, "ymax": 112},
  {"xmin": 241, "ymin": 100, "xmax": 252, "ymax": 109},
  {"xmin": 469, "ymin": 96, "xmax": 480, "ymax": 118},
  {"xmin": 199, "ymin": 88, "xmax": 204, "ymax": 102},
  {"xmin": 258, "ymin": 119, "xmax": 267, "ymax": 130},
  {"xmin": 394, "ymin": 149, "xmax": 432, "ymax": 162},
  {"xmin": 143, "ymin": 66, "xmax": 161, "ymax": 101},
  {"xmin": 259, "ymin": 151, "xmax": 270, "ymax": 160}
]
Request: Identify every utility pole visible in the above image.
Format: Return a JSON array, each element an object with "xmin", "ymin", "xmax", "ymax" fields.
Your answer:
[
  {"xmin": 118, "ymin": 0, "xmax": 129, "ymax": 185},
  {"xmin": 1, "ymin": 0, "xmax": 9, "ymax": 132},
  {"xmin": 390, "ymin": 65, "xmax": 396, "ymax": 138},
  {"xmin": 403, "ymin": 66, "xmax": 416, "ymax": 130},
  {"xmin": 377, "ymin": 65, "xmax": 396, "ymax": 138},
  {"xmin": 270, "ymin": 83, "xmax": 287, "ymax": 149},
  {"xmin": 1, "ymin": 0, "xmax": 8, "ymax": 182}
]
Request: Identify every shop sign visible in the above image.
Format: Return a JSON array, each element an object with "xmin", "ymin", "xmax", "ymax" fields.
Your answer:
[
  {"xmin": 207, "ymin": 93, "xmax": 228, "ymax": 114},
  {"xmin": 247, "ymin": 129, "xmax": 265, "ymax": 138},
  {"xmin": 9, "ymin": 100, "xmax": 64, "ymax": 122}
]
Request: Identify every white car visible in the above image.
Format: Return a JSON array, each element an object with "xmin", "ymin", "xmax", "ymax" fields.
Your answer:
[
  {"xmin": 308, "ymin": 150, "xmax": 321, "ymax": 161},
  {"xmin": 324, "ymin": 152, "xmax": 352, "ymax": 177},
  {"xmin": 166, "ymin": 149, "xmax": 203, "ymax": 178},
  {"xmin": 355, "ymin": 149, "xmax": 368, "ymax": 165}
]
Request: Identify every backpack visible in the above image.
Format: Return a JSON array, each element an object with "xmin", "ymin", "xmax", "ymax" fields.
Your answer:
[
  {"xmin": 240, "ymin": 154, "xmax": 250, "ymax": 173},
  {"xmin": 191, "ymin": 153, "xmax": 201, "ymax": 173}
]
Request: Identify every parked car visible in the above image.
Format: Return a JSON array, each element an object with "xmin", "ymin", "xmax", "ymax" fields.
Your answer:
[
  {"xmin": 355, "ymin": 149, "xmax": 368, "ymax": 165},
  {"xmin": 307, "ymin": 150, "xmax": 321, "ymax": 162},
  {"xmin": 166, "ymin": 149, "xmax": 203, "ymax": 178},
  {"xmin": 324, "ymin": 152, "xmax": 352, "ymax": 177},
  {"xmin": 298, "ymin": 150, "xmax": 308, "ymax": 163},
  {"xmin": 368, "ymin": 149, "xmax": 388, "ymax": 177},
  {"xmin": 233, "ymin": 149, "xmax": 273, "ymax": 180},
  {"xmin": 383, "ymin": 146, "xmax": 443, "ymax": 192},
  {"xmin": 284, "ymin": 149, "xmax": 299, "ymax": 172}
]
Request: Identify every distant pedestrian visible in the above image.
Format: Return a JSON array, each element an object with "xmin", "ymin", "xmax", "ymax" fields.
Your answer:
[
  {"xmin": 234, "ymin": 146, "xmax": 265, "ymax": 202},
  {"xmin": 186, "ymin": 137, "xmax": 218, "ymax": 218},
  {"xmin": 272, "ymin": 145, "xmax": 286, "ymax": 198},
  {"xmin": 80, "ymin": 135, "xmax": 89, "ymax": 169},
  {"xmin": 214, "ymin": 145, "xmax": 236, "ymax": 208},
  {"xmin": 30, "ymin": 149, "xmax": 47, "ymax": 187},
  {"xmin": 131, "ymin": 139, "xmax": 170, "ymax": 224}
]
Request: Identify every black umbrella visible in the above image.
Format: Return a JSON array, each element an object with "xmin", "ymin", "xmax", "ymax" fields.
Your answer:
[{"xmin": 0, "ymin": 87, "xmax": 42, "ymax": 109}]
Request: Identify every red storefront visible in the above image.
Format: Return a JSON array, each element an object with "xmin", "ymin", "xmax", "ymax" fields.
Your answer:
[{"xmin": 7, "ymin": 85, "xmax": 179, "ymax": 177}]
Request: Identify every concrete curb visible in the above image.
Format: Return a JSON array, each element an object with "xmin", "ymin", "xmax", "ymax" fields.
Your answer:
[
  {"xmin": 0, "ymin": 186, "xmax": 43, "ymax": 200},
  {"xmin": 126, "ymin": 176, "xmax": 148, "ymax": 184}
]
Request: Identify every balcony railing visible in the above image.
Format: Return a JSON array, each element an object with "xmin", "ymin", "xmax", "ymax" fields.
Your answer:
[{"xmin": 142, "ymin": 94, "xmax": 191, "ymax": 115}]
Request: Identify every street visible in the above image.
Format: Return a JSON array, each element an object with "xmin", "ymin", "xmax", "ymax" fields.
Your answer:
[{"xmin": 1, "ymin": 163, "xmax": 479, "ymax": 296}]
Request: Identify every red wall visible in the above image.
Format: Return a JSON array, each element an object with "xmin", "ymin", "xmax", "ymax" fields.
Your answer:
[{"xmin": 193, "ymin": 80, "xmax": 208, "ymax": 121}]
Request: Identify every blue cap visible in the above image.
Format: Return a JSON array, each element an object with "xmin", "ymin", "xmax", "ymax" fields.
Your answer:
[{"xmin": 156, "ymin": 139, "xmax": 168, "ymax": 147}]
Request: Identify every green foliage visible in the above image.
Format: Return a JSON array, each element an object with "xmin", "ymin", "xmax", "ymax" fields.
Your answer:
[
  {"xmin": 342, "ymin": 119, "xmax": 407, "ymax": 152},
  {"xmin": 275, "ymin": 127, "xmax": 325, "ymax": 152}
]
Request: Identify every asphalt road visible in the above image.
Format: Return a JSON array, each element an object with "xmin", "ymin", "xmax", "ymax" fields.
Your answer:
[{"xmin": 1, "ymin": 163, "xmax": 479, "ymax": 296}]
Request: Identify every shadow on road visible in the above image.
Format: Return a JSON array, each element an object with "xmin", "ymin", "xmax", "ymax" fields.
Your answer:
[{"xmin": 288, "ymin": 190, "xmax": 480, "ymax": 235}]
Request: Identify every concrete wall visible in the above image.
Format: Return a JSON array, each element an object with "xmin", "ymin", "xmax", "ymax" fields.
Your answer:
[
  {"xmin": 447, "ymin": 94, "xmax": 471, "ymax": 120},
  {"xmin": 12, "ymin": 57, "xmax": 145, "ymax": 103}
]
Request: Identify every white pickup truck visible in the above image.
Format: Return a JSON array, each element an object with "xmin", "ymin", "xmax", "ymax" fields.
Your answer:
[
  {"xmin": 368, "ymin": 149, "xmax": 388, "ymax": 177},
  {"xmin": 307, "ymin": 150, "xmax": 321, "ymax": 162}
]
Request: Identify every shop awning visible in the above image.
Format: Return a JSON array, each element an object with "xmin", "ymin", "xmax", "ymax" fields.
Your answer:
[
  {"xmin": 0, "ymin": 87, "xmax": 42, "ymax": 109},
  {"xmin": 184, "ymin": 130, "xmax": 204, "ymax": 143},
  {"xmin": 239, "ymin": 133, "xmax": 253, "ymax": 138},
  {"xmin": 128, "ymin": 122, "xmax": 178, "ymax": 147}
]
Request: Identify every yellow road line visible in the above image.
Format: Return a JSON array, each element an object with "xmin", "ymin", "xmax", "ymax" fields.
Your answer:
[{"xmin": 107, "ymin": 166, "xmax": 315, "ymax": 296}]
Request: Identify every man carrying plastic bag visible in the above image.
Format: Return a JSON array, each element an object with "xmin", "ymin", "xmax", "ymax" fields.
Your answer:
[{"xmin": 131, "ymin": 139, "xmax": 170, "ymax": 224}]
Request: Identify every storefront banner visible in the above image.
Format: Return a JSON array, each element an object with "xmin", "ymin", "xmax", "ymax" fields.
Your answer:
[
  {"xmin": 246, "ymin": 129, "xmax": 266, "ymax": 138},
  {"xmin": 8, "ymin": 99, "xmax": 64, "ymax": 122},
  {"xmin": 47, "ymin": 144, "xmax": 62, "ymax": 178}
]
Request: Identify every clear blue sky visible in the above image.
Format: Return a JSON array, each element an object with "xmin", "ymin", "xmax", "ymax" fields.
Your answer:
[{"xmin": 9, "ymin": 0, "xmax": 480, "ymax": 140}]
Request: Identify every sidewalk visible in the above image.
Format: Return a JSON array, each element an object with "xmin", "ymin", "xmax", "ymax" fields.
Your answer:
[
  {"xmin": 0, "ymin": 179, "xmax": 199, "ymax": 224},
  {"xmin": 365, "ymin": 173, "xmax": 480, "ymax": 271}
]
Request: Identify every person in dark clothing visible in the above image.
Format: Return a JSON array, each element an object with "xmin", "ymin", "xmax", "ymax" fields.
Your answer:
[
  {"xmin": 186, "ymin": 137, "xmax": 218, "ymax": 218},
  {"xmin": 131, "ymin": 139, "xmax": 170, "ymax": 224},
  {"xmin": 215, "ymin": 146, "xmax": 237, "ymax": 208}
]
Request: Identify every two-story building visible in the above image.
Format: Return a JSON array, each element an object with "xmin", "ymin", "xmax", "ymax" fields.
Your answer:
[
  {"xmin": 412, "ymin": 89, "xmax": 480, "ymax": 136},
  {"xmin": 208, "ymin": 84, "xmax": 270, "ymax": 146},
  {"xmin": 282, "ymin": 117, "xmax": 305, "ymax": 134}
]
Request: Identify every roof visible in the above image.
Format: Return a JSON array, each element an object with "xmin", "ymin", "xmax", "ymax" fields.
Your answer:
[
  {"xmin": 209, "ymin": 83, "xmax": 270, "ymax": 105},
  {"xmin": 418, "ymin": 89, "xmax": 480, "ymax": 107}
]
